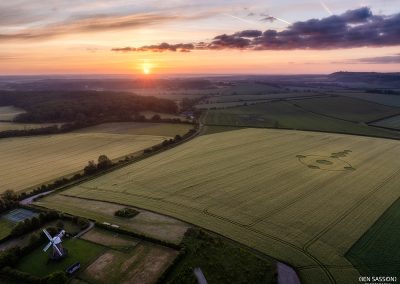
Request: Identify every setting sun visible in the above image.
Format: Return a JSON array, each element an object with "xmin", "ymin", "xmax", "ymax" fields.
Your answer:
[{"xmin": 143, "ymin": 67, "xmax": 150, "ymax": 74}]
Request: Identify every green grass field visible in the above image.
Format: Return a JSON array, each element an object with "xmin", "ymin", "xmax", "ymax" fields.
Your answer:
[
  {"xmin": 0, "ymin": 218, "xmax": 13, "ymax": 240},
  {"xmin": 291, "ymin": 96, "xmax": 400, "ymax": 122},
  {"xmin": 370, "ymin": 115, "xmax": 400, "ymax": 130},
  {"xmin": 0, "ymin": 122, "xmax": 191, "ymax": 193},
  {"xmin": 81, "ymin": 228, "xmax": 139, "ymax": 251},
  {"xmin": 36, "ymin": 128, "xmax": 400, "ymax": 283},
  {"xmin": 340, "ymin": 92, "xmax": 400, "ymax": 107},
  {"xmin": 205, "ymin": 98, "xmax": 400, "ymax": 139},
  {"xmin": 346, "ymin": 198, "xmax": 400, "ymax": 277},
  {"xmin": 17, "ymin": 238, "xmax": 105, "ymax": 277}
]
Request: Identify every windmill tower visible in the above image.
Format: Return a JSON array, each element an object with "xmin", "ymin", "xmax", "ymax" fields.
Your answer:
[{"xmin": 43, "ymin": 229, "xmax": 66, "ymax": 259}]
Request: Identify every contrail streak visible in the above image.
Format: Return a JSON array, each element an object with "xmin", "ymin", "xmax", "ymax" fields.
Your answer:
[
  {"xmin": 272, "ymin": 16, "xmax": 292, "ymax": 25},
  {"xmin": 223, "ymin": 13, "xmax": 291, "ymax": 27},
  {"xmin": 222, "ymin": 13, "xmax": 259, "ymax": 25},
  {"xmin": 320, "ymin": 0, "xmax": 333, "ymax": 15}
]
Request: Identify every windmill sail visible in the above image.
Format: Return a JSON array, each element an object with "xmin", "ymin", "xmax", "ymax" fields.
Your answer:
[
  {"xmin": 53, "ymin": 244, "xmax": 63, "ymax": 256},
  {"xmin": 43, "ymin": 229, "xmax": 52, "ymax": 241},
  {"xmin": 43, "ymin": 242, "xmax": 52, "ymax": 252},
  {"xmin": 42, "ymin": 229, "xmax": 66, "ymax": 258}
]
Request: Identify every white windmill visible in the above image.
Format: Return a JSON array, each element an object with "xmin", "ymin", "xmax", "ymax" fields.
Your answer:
[{"xmin": 43, "ymin": 229, "xmax": 66, "ymax": 259}]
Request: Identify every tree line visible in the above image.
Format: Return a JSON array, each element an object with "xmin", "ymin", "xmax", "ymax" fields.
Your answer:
[{"xmin": 0, "ymin": 90, "xmax": 178, "ymax": 123}]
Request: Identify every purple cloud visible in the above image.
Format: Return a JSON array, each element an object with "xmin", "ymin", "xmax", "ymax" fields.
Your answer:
[{"xmin": 112, "ymin": 7, "xmax": 400, "ymax": 52}]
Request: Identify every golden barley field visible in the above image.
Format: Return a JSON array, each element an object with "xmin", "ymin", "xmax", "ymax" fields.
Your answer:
[
  {"xmin": 0, "ymin": 122, "xmax": 192, "ymax": 193},
  {"xmin": 37, "ymin": 128, "xmax": 400, "ymax": 283}
]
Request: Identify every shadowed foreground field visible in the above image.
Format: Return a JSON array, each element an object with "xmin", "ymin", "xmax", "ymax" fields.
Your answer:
[
  {"xmin": 346, "ymin": 198, "xmax": 400, "ymax": 277},
  {"xmin": 36, "ymin": 128, "xmax": 400, "ymax": 283}
]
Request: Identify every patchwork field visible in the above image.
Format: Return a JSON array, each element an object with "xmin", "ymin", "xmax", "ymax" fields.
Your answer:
[
  {"xmin": 37, "ymin": 128, "xmax": 400, "ymax": 283},
  {"xmin": 0, "ymin": 122, "xmax": 190, "ymax": 193},
  {"xmin": 0, "ymin": 106, "xmax": 25, "ymax": 121},
  {"xmin": 79, "ymin": 228, "xmax": 179, "ymax": 284},
  {"xmin": 81, "ymin": 242, "xmax": 178, "ymax": 284},
  {"xmin": 205, "ymin": 98, "xmax": 400, "ymax": 139},
  {"xmin": 196, "ymin": 93, "xmax": 330, "ymax": 110}
]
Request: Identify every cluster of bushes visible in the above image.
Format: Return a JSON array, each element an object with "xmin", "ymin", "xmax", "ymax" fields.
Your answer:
[
  {"xmin": 114, "ymin": 208, "xmax": 139, "ymax": 218},
  {"xmin": 64, "ymin": 215, "xmax": 90, "ymax": 231},
  {"xmin": 133, "ymin": 113, "xmax": 188, "ymax": 124},
  {"xmin": 0, "ymin": 120, "xmax": 96, "ymax": 139},
  {"xmin": 156, "ymin": 249, "xmax": 186, "ymax": 284},
  {"xmin": 11, "ymin": 210, "xmax": 60, "ymax": 237},
  {"xmin": 0, "ymin": 190, "xmax": 18, "ymax": 215},
  {"xmin": 144, "ymin": 129, "xmax": 196, "ymax": 154},
  {"xmin": 0, "ymin": 268, "xmax": 67, "ymax": 284},
  {"xmin": 84, "ymin": 154, "xmax": 113, "ymax": 175},
  {"xmin": 164, "ymin": 228, "xmax": 277, "ymax": 283},
  {"xmin": 9, "ymin": 207, "xmax": 90, "ymax": 239},
  {"xmin": 0, "ymin": 235, "xmax": 67, "ymax": 284}
]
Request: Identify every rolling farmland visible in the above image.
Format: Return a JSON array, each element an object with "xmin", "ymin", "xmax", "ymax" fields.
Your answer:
[
  {"xmin": 0, "ymin": 122, "xmax": 191, "ymax": 193},
  {"xmin": 340, "ymin": 92, "xmax": 400, "ymax": 107},
  {"xmin": 291, "ymin": 96, "xmax": 400, "ymax": 122},
  {"xmin": 36, "ymin": 128, "xmax": 400, "ymax": 283},
  {"xmin": 205, "ymin": 97, "xmax": 400, "ymax": 139}
]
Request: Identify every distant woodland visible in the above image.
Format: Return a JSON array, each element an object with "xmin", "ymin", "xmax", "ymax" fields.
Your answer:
[{"xmin": 0, "ymin": 91, "xmax": 178, "ymax": 123}]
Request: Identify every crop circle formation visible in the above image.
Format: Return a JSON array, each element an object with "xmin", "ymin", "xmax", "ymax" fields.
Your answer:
[{"xmin": 296, "ymin": 152, "xmax": 355, "ymax": 171}]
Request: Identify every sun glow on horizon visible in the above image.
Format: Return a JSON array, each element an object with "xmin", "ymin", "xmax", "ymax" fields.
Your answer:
[{"xmin": 142, "ymin": 62, "xmax": 152, "ymax": 75}]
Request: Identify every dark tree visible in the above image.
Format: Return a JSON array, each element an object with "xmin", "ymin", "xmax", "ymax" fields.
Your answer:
[
  {"xmin": 97, "ymin": 155, "xmax": 112, "ymax": 170},
  {"xmin": 84, "ymin": 160, "xmax": 97, "ymax": 175}
]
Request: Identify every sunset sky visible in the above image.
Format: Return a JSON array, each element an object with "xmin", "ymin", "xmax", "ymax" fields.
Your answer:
[{"xmin": 0, "ymin": 0, "xmax": 399, "ymax": 75}]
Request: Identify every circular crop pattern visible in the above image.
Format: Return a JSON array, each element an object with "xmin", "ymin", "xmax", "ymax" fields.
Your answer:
[{"xmin": 296, "ymin": 153, "xmax": 355, "ymax": 172}]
